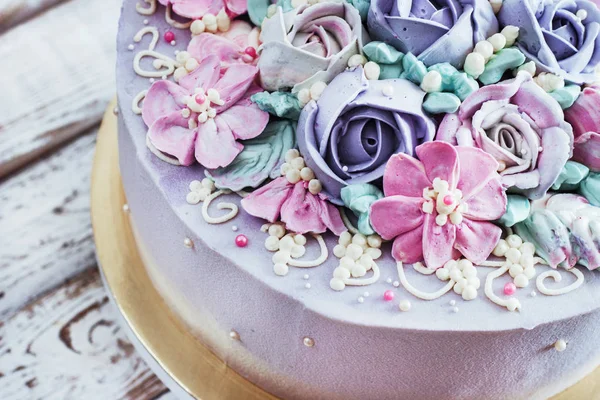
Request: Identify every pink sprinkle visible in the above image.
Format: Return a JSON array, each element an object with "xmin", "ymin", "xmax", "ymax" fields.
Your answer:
[
  {"xmin": 195, "ymin": 93, "xmax": 206, "ymax": 104},
  {"xmin": 443, "ymin": 195, "xmax": 453, "ymax": 205},
  {"xmin": 235, "ymin": 234, "xmax": 248, "ymax": 248},
  {"xmin": 383, "ymin": 290, "xmax": 394, "ymax": 302},
  {"xmin": 244, "ymin": 47, "xmax": 257, "ymax": 58},
  {"xmin": 164, "ymin": 31, "xmax": 175, "ymax": 43},
  {"xmin": 504, "ymin": 282, "xmax": 517, "ymax": 296}
]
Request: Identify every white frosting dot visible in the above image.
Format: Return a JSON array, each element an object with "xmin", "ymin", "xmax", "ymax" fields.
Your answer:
[
  {"xmin": 577, "ymin": 9, "xmax": 588, "ymax": 21},
  {"xmin": 348, "ymin": 54, "xmax": 367, "ymax": 68},
  {"xmin": 305, "ymin": 283, "xmax": 311, "ymax": 289},
  {"xmin": 229, "ymin": 330, "xmax": 240, "ymax": 340},
  {"xmin": 122, "ymin": 204, "xmax": 130, "ymax": 212},
  {"xmin": 382, "ymin": 85, "xmax": 394, "ymax": 97},
  {"xmin": 554, "ymin": 339, "xmax": 567, "ymax": 352},
  {"xmin": 273, "ymin": 263, "xmax": 289, "ymax": 276},
  {"xmin": 183, "ymin": 238, "xmax": 193, "ymax": 248},
  {"xmin": 297, "ymin": 88, "xmax": 311, "ymax": 105},
  {"xmin": 474, "ymin": 40, "xmax": 494, "ymax": 61},
  {"xmin": 421, "ymin": 70, "xmax": 442, "ymax": 93},
  {"xmin": 399, "ymin": 300, "xmax": 412, "ymax": 312},
  {"xmin": 364, "ymin": 61, "xmax": 380, "ymax": 80},
  {"xmin": 464, "ymin": 52, "xmax": 486, "ymax": 78},
  {"xmin": 330, "ymin": 278, "xmax": 346, "ymax": 291},
  {"xmin": 358, "ymin": 296, "xmax": 365, "ymax": 304},
  {"xmin": 488, "ymin": 33, "xmax": 507, "ymax": 52},
  {"xmin": 393, "ymin": 281, "xmax": 400, "ymax": 288},
  {"xmin": 303, "ymin": 274, "xmax": 310, "ymax": 280},
  {"xmin": 501, "ymin": 25, "xmax": 520, "ymax": 47},
  {"xmin": 309, "ymin": 81, "xmax": 327, "ymax": 101}
]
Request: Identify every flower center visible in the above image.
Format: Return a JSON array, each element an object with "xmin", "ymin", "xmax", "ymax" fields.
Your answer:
[
  {"xmin": 181, "ymin": 88, "xmax": 224, "ymax": 128},
  {"xmin": 421, "ymin": 178, "xmax": 467, "ymax": 226}
]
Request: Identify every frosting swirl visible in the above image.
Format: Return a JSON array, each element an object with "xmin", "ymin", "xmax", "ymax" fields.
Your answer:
[
  {"xmin": 297, "ymin": 67, "xmax": 436, "ymax": 204},
  {"xmin": 367, "ymin": 0, "xmax": 498, "ymax": 68}
]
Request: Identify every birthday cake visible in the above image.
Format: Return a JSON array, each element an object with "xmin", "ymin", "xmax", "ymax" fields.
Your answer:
[{"xmin": 116, "ymin": 0, "xmax": 600, "ymax": 398}]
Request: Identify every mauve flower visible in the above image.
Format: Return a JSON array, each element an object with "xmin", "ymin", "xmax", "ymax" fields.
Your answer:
[
  {"xmin": 367, "ymin": 0, "xmax": 498, "ymax": 68},
  {"xmin": 158, "ymin": 0, "xmax": 246, "ymax": 19},
  {"xmin": 297, "ymin": 67, "xmax": 436, "ymax": 204},
  {"xmin": 499, "ymin": 0, "xmax": 600, "ymax": 84},
  {"xmin": 258, "ymin": 2, "xmax": 366, "ymax": 91},
  {"xmin": 565, "ymin": 85, "xmax": 600, "ymax": 171},
  {"xmin": 142, "ymin": 55, "xmax": 269, "ymax": 168},
  {"xmin": 437, "ymin": 71, "xmax": 574, "ymax": 200},
  {"xmin": 241, "ymin": 177, "xmax": 346, "ymax": 235},
  {"xmin": 369, "ymin": 141, "xmax": 507, "ymax": 269}
]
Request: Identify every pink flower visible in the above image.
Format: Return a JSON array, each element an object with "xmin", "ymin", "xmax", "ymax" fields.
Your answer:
[
  {"xmin": 370, "ymin": 141, "xmax": 507, "ymax": 269},
  {"xmin": 142, "ymin": 55, "xmax": 269, "ymax": 169},
  {"xmin": 187, "ymin": 21, "xmax": 261, "ymax": 68},
  {"xmin": 241, "ymin": 177, "xmax": 346, "ymax": 235},
  {"xmin": 565, "ymin": 85, "xmax": 600, "ymax": 172},
  {"xmin": 158, "ymin": 0, "xmax": 246, "ymax": 19}
]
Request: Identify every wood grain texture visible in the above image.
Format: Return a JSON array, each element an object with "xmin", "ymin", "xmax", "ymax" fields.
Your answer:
[
  {"xmin": 0, "ymin": 0, "xmax": 120, "ymax": 179},
  {"xmin": 0, "ymin": 130, "xmax": 97, "ymax": 319},
  {"xmin": 0, "ymin": 268, "xmax": 169, "ymax": 400},
  {"xmin": 0, "ymin": 0, "xmax": 67, "ymax": 32}
]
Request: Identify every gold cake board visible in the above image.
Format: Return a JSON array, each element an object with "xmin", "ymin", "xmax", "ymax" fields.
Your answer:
[{"xmin": 92, "ymin": 99, "xmax": 599, "ymax": 400}]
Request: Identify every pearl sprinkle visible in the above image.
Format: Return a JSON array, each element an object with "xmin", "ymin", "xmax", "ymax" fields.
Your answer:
[
  {"xmin": 464, "ymin": 25, "xmax": 520, "ymax": 79},
  {"xmin": 186, "ymin": 178, "xmax": 216, "ymax": 205},
  {"xmin": 330, "ymin": 232, "xmax": 383, "ymax": 291},
  {"xmin": 297, "ymin": 81, "xmax": 328, "ymax": 105},
  {"xmin": 235, "ymin": 234, "xmax": 248, "ymax": 248},
  {"xmin": 436, "ymin": 259, "xmax": 480, "ymax": 301},
  {"xmin": 280, "ymin": 150, "xmax": 322, "ymax": 195},
  {"xmin": 303, "ymin": 337, "xmax": 315, "ymax": 347},
  {"xmin": 554, "ymin": 339, "xmax": 567, "ymax": 352},
  {"xmin": 263, "ymin": 222, "xmax": 309, "ymax": 276},
  {"xmin": 493, "ymin": 235, "xmax": 537, "ymax": 288}
]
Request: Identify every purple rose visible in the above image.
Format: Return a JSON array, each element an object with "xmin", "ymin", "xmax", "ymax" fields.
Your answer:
[
  {"xmin": 367, "ymin": 0, "xmax": 498, "ymax": 68},
  {"xmin": 297, "ymin": 67, "xmax": 436, "ymax": 204},
  {"xmin": 499, "ymin": 0, "xmax": 600, "ymax": 83}
]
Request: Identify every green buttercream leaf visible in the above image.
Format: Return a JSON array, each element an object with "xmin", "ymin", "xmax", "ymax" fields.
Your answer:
[
  {"xmin": 206, "ymin": 120, "xmax": 296, "ymax": 191},
  {"xmin": 379, "ymin": 64, "xmax": 404, "ymax": 79},
  {"xmin": 498, "ymin": 195, "xmax": 530, "ymax": 228},
  {"xmin": 551, "ymin": 161, "xmax": 589, "ymax": 191},
  {"xmin": 247, "ymin": 0, "xmax": 271, "ymax": 26},
  {"xmin": 514, "ymin": 209, "xmax": 571, "ymax": 266},
  {"xmin": 451, "ymin": 72, "xmax": 479, "ymax": 101},
  {"xmin": 340, "ymin": 183, "xmax": 384, "ymax": 236},
  {"xmin": 400, "ymin": 53, "xmax": 427, "ymax": 84},
  {"xmin": 423, "ymin": 92, "xmax": 461, "ymax": 114},
  {"xmin": 427, "ymin": 63, "xmax": 458, "ymax": 92},
  {"xmin": 479, "ymin": 48, "xmax": 526, "ymax": 85},
  {"xmin": 580, "ymin": 172, "xmax": 600, "ymax": 206},
  {"xmin": 251, "ymin": 91, "xmax": 303, "ymax": 120},
  {"xmin": 346, "ymin": 0, "xmax": 370, "ymax": 21},
  {"xmin": 363, "ymin": 41, "xmax": 404, "ymax": 65},
  {"xmin": 550, "ymin": 85, "xmax": 582, "ymax": 110}
]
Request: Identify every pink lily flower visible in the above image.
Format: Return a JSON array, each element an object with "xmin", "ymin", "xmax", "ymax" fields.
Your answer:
[{"xmin": 158, "ymin": 0, "xmax": 247, "ymax": 19}]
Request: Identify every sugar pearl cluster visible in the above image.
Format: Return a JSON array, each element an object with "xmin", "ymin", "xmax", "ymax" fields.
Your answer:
[
  {"xmin": 534, "ymin": 72, "xmax": 565, "ymax": 93},
  {"xmin": 262, "ymin": 223, "xmax": 307, "ymax": 276},
  {"xmin": 297, "ymin": 81, "xmax": 328, "ymax": 105},
  {"xmin": 493, "ymin": 234, "xmax": 537, "ymax": 288},
  {"xmin": 346, "ymin": 55, "xmax": 380, "ymax": 80},
  {"xmin": 280, "ymin": 149, "xmax": 322, "ymax": 195},
  {"xmin": 330, "ymin": 232, "xmax": 383, "ymax": 291},
  {"xmin": 422, "ymin": 178, "xmax": 467, "ymax": 227},
  {"xmin": 190, "ymin": 9, "xmax": 230, "ymax": 35},
  {"xmin": 181, "ymin": 87, "xmax": 225, "ymax": 129},
  {"xmin": 464, "ymin": 25, "xmax": 519, "ymax": 79},
  {"xmin": 436, "ymin": 259, "xmax": 480, "ymax": 301},
  {"xmin": 186, "ymin": 178, "xmax": 216, "ymax": 204},
  {"xmin": 173, "ymin": 51, "xmax": 199, "ymax": 82}
]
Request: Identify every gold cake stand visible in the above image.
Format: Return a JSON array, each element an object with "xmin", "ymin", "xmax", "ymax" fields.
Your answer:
[{"xmin": 92, "ymin": 99, "xmax": 599, "ymax": 400}]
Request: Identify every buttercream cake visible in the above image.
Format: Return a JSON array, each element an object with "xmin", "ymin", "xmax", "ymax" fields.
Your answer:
[{"xmin": 116, "ymin": 0, "xmax": 600, "ymax": 398}]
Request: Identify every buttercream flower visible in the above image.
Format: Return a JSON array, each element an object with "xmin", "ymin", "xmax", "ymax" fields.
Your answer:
[
  {"xmin": 258, "ymin": 2, "xmax": 366, "ymax": 91},
  {"xmin": 499, "ymin": 0, "xmax": 600, "ymax": 83},
  {"xmin": 187, "ymin": 20, "xmax": 261, "ymax": 68},
  {"xmin": 369, "ymin": 141, "xmax": 507, "ymax": 269},
  {"xmin": 142, "ymin": 55, "xmax": 269, "ymax": 168},
  {"xmin": 437, "ymin": 71, "xmax": 574, "ymax": 200},
  {"xmin": 565, "ymin": 85, "xmax": 600, "ymax": 171},
  {"xmin": 297, "ymin": 67, "xmax": 436, "ymax": 204},
  {"xmin": 367, "ymin": 0, "xmax": 498, "ymax": 68},
  {"xmin": 241, "ymin": 177, "xmax": 346, "ymax": 235},
  {"xmin": 158, "ymin": 0, "xmax": 246, "ymax": 19}
]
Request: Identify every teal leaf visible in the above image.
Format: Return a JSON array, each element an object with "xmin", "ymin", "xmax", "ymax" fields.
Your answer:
[
  {"xmin": 423, "ymin": 92, "xmax": 461, "ymax": 114},
  {"xmin": 347, "ymin": 0, "xmax": 370, "ymax": 21},
  {"xmin": 550, "ymin": 85, "xmax": 582, "ymax": 110},
  {"xmin": 427, "ymin": 63, "xmax": 459, "ymax": 92},
  {"xmin": 206, "ymin": 120, "xmax": 296, "ymax": 191},
  {"xmin": 363, "ymin": 41, "xmax": 404, "ymax": 65},
  {"xmin": 479, "ymin": 48, "xmax": 526, "ymax": 85},
  {"xmin": 340, "ymin": 183, "xmax": 384, "ymax": 236},
  {"xmin": 498, "ymin": 194, "xmax": 530, "ymax": 228},
  {"xmin": 399, "ymin": 53, "xmax": 427, "ymax": 84},
  {"xmin": 580, "ymin": 172, "xmax": 600, "ymax": 207},
  {"xmin": 251, "ymin": 91, "xmax": 303, "ymax": 120},
  {"xmin": 451, "ymin": 72, "xmax": 479, "ymax": 101},
  {"xmin": 552, "ymin": 161, "xmax": 589, "ymax": 191}
]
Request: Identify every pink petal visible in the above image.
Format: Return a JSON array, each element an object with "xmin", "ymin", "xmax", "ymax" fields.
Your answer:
[
  {"xmin": 147, "ymin": 112, "xmax": 197, "ymax": 166},
  {"xmin": 213, "ymin": 64, "xmax": 258, "ymax": 111},
  {"xmin": 187, "ymin": 34, "xmax": 242, "ymax": 68},
  {"xmin": 454, "ymin": 219, "xmax": 502, "ymax": 265},
  {"xmin": 436, "ymin": 113, "xmax": 462, "ymax": 144},
  {"xmin": 370, "ymin": 196, "xmax": 425, "ymax": 241},
  {"xmin": 319, "ymin": 200, "xmax": 347, "ymax": 235},
  {"xmin": 382, "ymin": 153, "xmax": 431, "ymax": 197},
  {"xmin": 512, "ymin": 79, "xmax": 564, "ymax": 130},
  {"xmin": 415, "ymin": 142, "xmax": 460, "ymax": 188},
  {"xmin": 172, "ymin": 0, "xmax": 223, "ymax": 19},
  {"xmin": 218, "ymin": 103, "xmax": 269, "ymax": 140},
  {"xmin": 217, "ymin": 20, "xmax": 257, "ymax": 48},
  {"xmin": 224, "ymin": 0, "xmax": 247, "ymax": 16},
  {"xmin": 142, "ymin": 80, "xmax": 188, "ymax": 127},
  {"xmin": 574, "ymin": 132, "xmax": 600, "ymax": 172},
  {"xmin": 241, "ymin": 177, "xmax": 293, "ymax": 222},
  {"xmin": 178, "ymin": 55, "xmax": 221, "ymax": 93},
  {"xmin": 463, "ymin": 179, "xmax": 507, "ymax": 221},
  {"xmin": 565, "ymin": 86, "xmax": 600, "ymax": 138},
  {"xmin": 454, "ymin": 146, "xmax": 499, "ymax": 199},
  {"xmin": 194, "ymin": 116, "xmax": 243, "ymax": 169},
  {"xmin": 422, "ymin": 214, "xmax": 457, "ymax": 270},
  {"xmin": 391, "ymin": 226, "xmax": 424, "ymax": 264}
]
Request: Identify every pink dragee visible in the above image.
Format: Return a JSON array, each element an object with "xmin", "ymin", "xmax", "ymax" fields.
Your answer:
[
  {"xmin": 142, "ymin": 55, "xmax": 269, "ymax": 169},
  {"xmin": 370, "ymin": 141, "xmax": 507, "ymax": 270}
]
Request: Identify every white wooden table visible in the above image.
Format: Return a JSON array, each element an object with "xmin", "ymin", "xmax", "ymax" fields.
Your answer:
[{"xmin": 0, "ymin": 1, "xmax": 177, "ymax": 398}]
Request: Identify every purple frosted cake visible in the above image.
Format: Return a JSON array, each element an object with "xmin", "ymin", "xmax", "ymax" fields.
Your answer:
[{"xmin": 116, "ymin": 0, "xmax": 600, "ymax": 398}]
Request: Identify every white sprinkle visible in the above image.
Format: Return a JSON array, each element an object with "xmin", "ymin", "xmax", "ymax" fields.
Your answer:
[
  {"xmin": 364, "ymin": 292, "xmax": 370, "ymax": 297},
  {"xmin": 184, "ymin": 238, "xmax": 193, "ymax": 248},
  {"xmin": 449, "ymin": 300, "xmax": 456, "ymax": 306},
  {"xmin": 122, "ymin": 204, "xmax": 129, "ymax": 212},
  {"xmin": 554, "ymin": 339, "xmax": 567, "ymax": 352},
  {"xmin": 174, "ymin": 50, "xmax": 180, "ymax": 55},
  {"xmin": 452, "ymin": 306, "xmax": 459, "ymax": 313},
  {"xmin": 358, "ymin": 296, "xmax": 365, "ymax": 304},
  {"xmin": 577, "ymin": 9, "xmax": 588, "ymax": 21},
  {"xmin": 393, "ymin": 281, "xmax": 400, "ymax": 288},
  {"xmin": 399, "ymin": 300, "xmax": 412, "ymax": 312},
  {"xmin": 303, "ymin": 274, "xmax": 310, "ymax": 280},
  {"xmin": 232, "ymin": 225, "xmax": 239, "ymax": 232},
  {"xmin": 305, "ymin": 283, "xmax": 311, "ymax": 289},
  {"xmin": 162, "ymin": 75, "xmax": 167, "ymax": 80},
  {"xmin": 303, "ymin": 337, "xmax": 315, "ymax": 347},
  {"xmin": 530, "ymin": 291, "xmax": 537, "ymax": 297},
  {"xmin": 113, "ymin": 107, "xmax": 120, "ymax": 116},
  {"xmin": 229, "ymin": 330, "xmax": 240, "ymax": 340},
  {"xmin": 382, "ymin": 85, "xmax": 394, "ymax": 97},
  {"xmin": 128, "ymin": 44, "xmax": 135, "ymax": 51},
  {"xmin": 170, "ymin": 40, "xmax": 176, "ymax": 46},
  {"xmin": 342, "ymin": 165, "xmax": 349, "ymax": 172},
  {"xmin": 149, "ymin": 78, "xmax": 155, "ymax": 83},
  {"xmin": 386, "ymin": 277, "xmax": 393, "ymax": 284},
  {"xmin": 143, "ymin": 19, "xmax": 149, "ymax": 25}
]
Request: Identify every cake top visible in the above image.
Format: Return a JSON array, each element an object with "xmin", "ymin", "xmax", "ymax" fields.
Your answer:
[{"xmin": 122, "ymin": 0, "xmax": 600, "ymax": 317}]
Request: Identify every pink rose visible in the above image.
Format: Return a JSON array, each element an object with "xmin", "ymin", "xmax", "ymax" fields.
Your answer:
[{"xmin": 565, "ymin": 85, "xmax": 600, "ymax": 172}]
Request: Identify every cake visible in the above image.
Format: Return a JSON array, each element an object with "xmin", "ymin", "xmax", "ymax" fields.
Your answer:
[{"xmin": 116, "ymin": 0, "xmax": 600, "ymax": 398}]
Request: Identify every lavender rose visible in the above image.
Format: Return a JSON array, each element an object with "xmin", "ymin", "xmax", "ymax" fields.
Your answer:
[
  {"xmin": 437, "ymin": 71, "xmax": 574, "ymax": 200},
  {"xmin": 258, "ymin": 2, "xmax": 367, "ymax": 91},
  {"xmin": 297, "ymin": 67, "xmax": 436, "ymax": 204},
  {"xmin": 367, "ymin": 0, "xmax": 498, "ymax": 68},
  {"xmin": 499, "ymin": 0, "xmax": 600, "ymax": 83}
]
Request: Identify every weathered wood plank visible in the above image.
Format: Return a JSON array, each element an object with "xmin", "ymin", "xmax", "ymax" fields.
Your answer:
[
  {"xmin": 0, "ymin": 0, "xmax": 68, "ymax": 32},
  {"xmin": 0, "ymin": 0, "xmax": 120, "ymax": 179},
  {"xmin": 0, "ymin": 129, "xmax": 98, "ymax": 319},
  {"xmin": 0, "ymin": 268, "xmax": 170, "ymax": 400}
]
